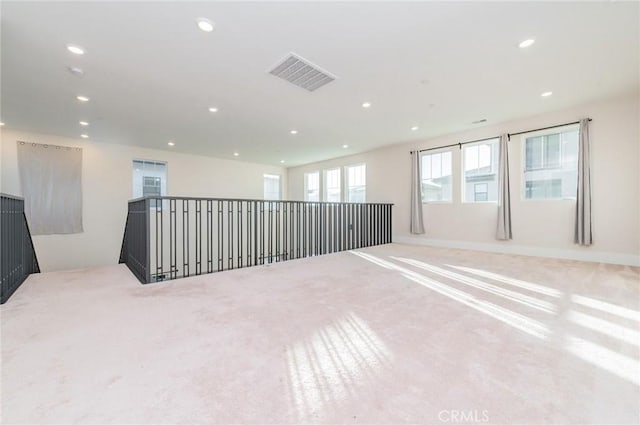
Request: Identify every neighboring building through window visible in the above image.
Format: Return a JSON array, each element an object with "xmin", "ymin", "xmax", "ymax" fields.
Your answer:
[
  {"xmin": 263, "ymin": 174, "xmax": 281, "ymax": 200},
  {"xmin": 133, "ymin": 160, "xmax": 167, "ymax": 207},
  {"xmin": 523, "ymin": 127, "xmax": 578, "ymax": 199},
  {"xmin": 304, "ymin": 171, "xmax": 320, "ymax": 201},
  {"xmin": 345, "ymin": 164, "xmax": 366, "ymax": 202},
  {"xmin": 324, "ymin": 168, "xmax": 341, "ymax": 202},
  {"xmin": 463, "ymin": 138, "xmax": 499, "ymax": 202},
  {"xmin": 421, "ymin": 150, "xmax": 452, "ymax": 202}
]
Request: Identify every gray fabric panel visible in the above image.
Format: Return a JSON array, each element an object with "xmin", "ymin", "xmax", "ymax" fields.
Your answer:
[
  {"xmin": 410, "ymin": 151, "xmax": 425, "ymax": 234},
  {"xmin": 496, "ymin": 134, "xmax": 512, "ymax": 240},
  {"xmin": 17, "ymin": 141, "xmax": 83, "ymax": 235},
  {"xmin": 575, "ymin": 119, "xmax": 593, "ymax": 246}
]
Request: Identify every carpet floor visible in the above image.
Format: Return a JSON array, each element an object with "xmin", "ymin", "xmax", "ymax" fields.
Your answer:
[{"xmin": 1, "ymin": 243, "xmax": 639, "ymax": 424}]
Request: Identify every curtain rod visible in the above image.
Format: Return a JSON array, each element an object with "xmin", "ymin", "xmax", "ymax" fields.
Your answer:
[
  {"xmin": 410, "ymin": 118, "xmax": 592, "ymax": 155},
  {"xmin": 411, "ymin": 136, "xmax": 499, "ymax": 155},
  {"xmin": 508, "ymin": 118, "xmax": 591, "ymax": 138}
]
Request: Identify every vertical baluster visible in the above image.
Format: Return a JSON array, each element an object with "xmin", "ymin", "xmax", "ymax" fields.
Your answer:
[{"xmin": 237, "ymin": 200, "xmax": 242, "ymax": 268}]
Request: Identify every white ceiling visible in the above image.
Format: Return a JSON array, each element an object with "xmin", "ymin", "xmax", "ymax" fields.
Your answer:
[{"xmin": 1, "ymin": 1, "xmax": 638, "ymax": 167}]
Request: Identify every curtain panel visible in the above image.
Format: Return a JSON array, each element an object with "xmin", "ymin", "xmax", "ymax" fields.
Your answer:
[{"xmin": 17, "ymin": 141, "xmax": 83, "ymax": 235}]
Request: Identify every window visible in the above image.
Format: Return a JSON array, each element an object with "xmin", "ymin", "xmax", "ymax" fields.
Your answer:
[
  {"xmin": 304, "ymin": 171, "xmax": 320, "ymax": 201},
  {"xmin": 324, "ymin": 168, "xmax": 341, "ymax": 202},
  {"xmin": 421, "ymin": 150, "xmax": 452, "ymax": 202},
  {"xmin": 133, "ymin": 160, "xmax": 167, "ymax": 207},
  {"xmin": 263, "ymin": 174, "xmax": 281, "ymax": 200},
  {"xmin": 474, "ymin": 183, "xmax": 489, "ymax": 202},
  {"xmin": 523, "ymin": 127, "xmax": 578, "ymax": 199},
  {"xmin": 462, "ymin": 139, "xmax": 499, "ymax": 202},
  {"xmin": 345, "ymin": 164, "xmax": 366, "ymax": 202}
]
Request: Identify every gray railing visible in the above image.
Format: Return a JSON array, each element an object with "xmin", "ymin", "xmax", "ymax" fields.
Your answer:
[
  {"xmin": 120, "ymin": 197, "xmax": 393, "ymax": 284},
  {"xmin": 1, "ymin": 193, "xmax": 40, "ymax": 303}
]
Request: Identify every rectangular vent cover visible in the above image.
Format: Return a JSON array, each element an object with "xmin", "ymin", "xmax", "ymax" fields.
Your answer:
[{"xmin": 269, "ymin": 53, "xmax": 336, "ymax": 92}]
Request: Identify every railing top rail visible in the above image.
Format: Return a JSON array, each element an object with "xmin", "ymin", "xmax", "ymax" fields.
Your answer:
[
  {"xmin": 0, "ymin": 193, "xmax": 25, "ymax": 201},
  {"xmin": 128, "ymin": 196, "xmax": 394, "ymax": 206}
]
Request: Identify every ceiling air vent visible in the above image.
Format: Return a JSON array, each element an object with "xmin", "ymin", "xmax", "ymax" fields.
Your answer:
[{"xmin": 268, "ymin": 53, "xmax": 336, "ymax": 92}]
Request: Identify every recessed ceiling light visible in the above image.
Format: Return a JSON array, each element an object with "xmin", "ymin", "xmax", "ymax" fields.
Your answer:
[
  {"xmin": 290, "ymin": 130, "xmax": 298, "ymax": 135},
  {"xmin": 79, "ymin": 121, "xmax": 89, "ymax": 126},
  {"xmin": 233, "ymin": 152, "xmax": 239, "ymax": 157},
  {"xmin": 197, "ymin": 18, "xmax": 215, "ymax": 32},
  {"xmin": 541, "ymin": 91, "xmax": 553, "ymax": 97},
  {"xmin": 76, "ymin": 95, "xmax": 89, "ymax": 102},
  {"xmin": 519, "ymin": 39, "xmax": 535, "ymax": 48},
  {"xmin": 80, "ymin": 134, "xmax": 89, "ymax": 139},
  {"xmin": 280, "ymin": 160, "xmax": 285, "ymax": 164},
  {"xmin": 362, "ymin": 102, "xmax": 371, "ymax": 108},
  {"xmin": 0, "ymin": 122, "xmax": 4, "ymax": 127},
  {"xmin": 342, "ymin": 144, "xmax": 349, "ymax": 149},
  {"xmin": 168, "ymin": 141, "xmax": 175, "ymax": 146},
  {"xmin": 66, "ymin": 44, "xmax": 85, "ymax": 55},
  {"xmin": 411, "ymin": 126, "xmax": 419, "ymax": 131},
  {"xmin": 208, "ymin": 107, "xmax": 218, "ymax": 113}
]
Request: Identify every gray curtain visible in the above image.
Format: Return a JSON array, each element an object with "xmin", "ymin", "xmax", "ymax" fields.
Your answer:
[
  {"xmin": 17, "ymin": 141, "xmax": 83, "ymax": 235},
  {"xmin": 496, "ymin": 134, "xmax": 512, "ymax": 240},
  {"xmin": 410, "ymin": 151, "xmax": 425, "ymax": 234},
  {"xmin": 575, "ymin": 118, "xmax": 592, "ymax": 246}
]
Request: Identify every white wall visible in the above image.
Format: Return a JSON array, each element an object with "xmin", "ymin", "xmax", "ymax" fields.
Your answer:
[
  {"xmin": 287, "ymin": 94, "xmax": 640, "ymax": 266},
  {"xmin": 0, "ymin": 130, "xmax": 287, "ymax": 272}
]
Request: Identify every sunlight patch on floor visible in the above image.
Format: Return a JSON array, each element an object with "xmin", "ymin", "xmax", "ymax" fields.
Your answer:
[
  {"xmin": 285, "ymin": 312, "xmax": 392, "ymax": 421},
  {"xmin": 393, "ymin": 257, "xmax": 556, "ymax": 314},
  {"xmin": 350, "ymin": 251, "xmax": 550, "ymax": 339},
  {"xmin": 571, "ymin": 294, "xmax": 640, "ymax": 322},
  {"xmin": 446, "ymin": 265, "xmax": 562, "ymax": 298}
]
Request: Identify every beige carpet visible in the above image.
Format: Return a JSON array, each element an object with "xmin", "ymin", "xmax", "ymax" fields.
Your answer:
[{"xmin": 1, "ymin": 243, "xmax": 639, "ymax": 424}]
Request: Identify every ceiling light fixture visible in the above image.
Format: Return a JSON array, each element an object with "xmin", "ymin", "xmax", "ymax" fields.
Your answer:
[
  {"xmin": 541, "ymin": 91, "xmax": 553, "ymax": 97},
  {"xmin": 342, "ymin": 144, "xmax": 349, "ymax": 149},
  {"xmin": 197, "ymin": 18, "xmax": 215, "ymax": 32},
  {"xmin": 80, "ymin": 134, "xmax": 89, "ymax": 139},
  {"xmin": 79, "ymin": 121, "xmax": 89, "ymax": 126},
  {"xmin": 519, "ymin": 39, "xmax": 535, "ymax": 48},
  {"xmin": 208, "ymin": 107, "xmax": 218, "ymax": 113},
  {"xmin": 411, "ymin": 126, "xmax": 419, "ymax": 131},
  {"xmin": 290, "ymin": 130, "xmax": 298, "ymax": 135},
  {"xmin": 233, "ymin": 152, "xmax": 239, "ymax": 157},
  {"xmin": 280, "ymin": 160, "xmax": 285, "ymax": 164},
  {"xmin": 0, "ymin": 122, "xmax": 4, "ymax": 126},
  {"xmin": 66, "ymin": 44, "xmax": 85, "ymax": 55},
  {"xmin": 361, "ymin": 102, "xmax": 371, "ymax": 108},
  {"xmin": 168, "ymin": 141, "xmax": 175, "ymax": 146},
  {"xmin": 76, "ymin": 95, "xmax": 89, "ymax": 102}
]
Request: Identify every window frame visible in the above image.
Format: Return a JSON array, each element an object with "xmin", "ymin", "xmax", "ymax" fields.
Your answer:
[
  {"xmin": 344, "ymin": 163, "xmax": 367, "ymax": 203},
  {"xmin": 323, "ymin": 167, "xmax": 342, "ymax": 202},
  {"xmin": 461, "ymin": 138, "xmax": 499, "ymax": 204},
  {"xmin": 520, "ymin": 124, "xmax": 579, "ymax": 202},
  {"xmin": 263, "ymin": 173, "xmax": 282, "ymax": 201},
  {"xmin": 304, "ymin": 171, "xmax": 321, "ymax": 202},
  {"xmin": 420, "ymin": 148, "xmax": 454, "ymax": 204},
  {"xmin": 132, "ymin": 159, "xmax": 168, "ymax": 208}
]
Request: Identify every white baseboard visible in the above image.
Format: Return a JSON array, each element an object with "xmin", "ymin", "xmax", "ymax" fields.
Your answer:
[{"xmin": 394, "ymin": 236, "xmax": 640, "ymax": 267}]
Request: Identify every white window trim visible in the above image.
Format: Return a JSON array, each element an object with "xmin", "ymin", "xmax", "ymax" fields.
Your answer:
[
  {"xmin": 304, "ymin": 171, "xmax": 321, "ymax": 202},
  {"xmin": 344, "ymin": 163, "xmax": 367, "ymax": 203},
  {"xmin": 420, "ymin": 148, "xmax": 454, "ymax": 204},
  {"xmin": 323, "ymin": 167, "xmax": 342, "ymax": 202},
  {"xmin": 519, "ymin": 124, "xmax": 579, "ymax": 202},
  {"xmin": 132, "ymin": 159, "xmax": 169, "ymax": 210},
  {"xmin": 263, "ymin": 173, "xmax": 282, "ymax": 201},
  {"xmin": 460, "ymin": 138, "xmax": 499, "ymax": 204}
]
